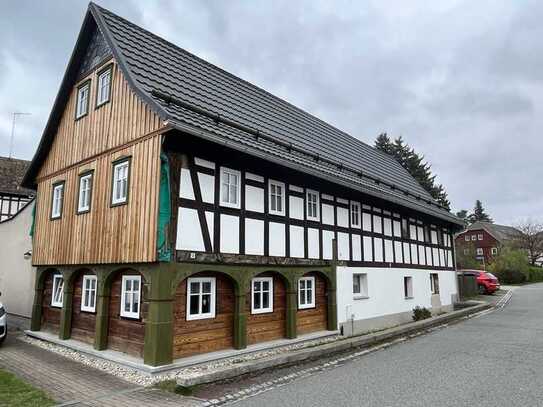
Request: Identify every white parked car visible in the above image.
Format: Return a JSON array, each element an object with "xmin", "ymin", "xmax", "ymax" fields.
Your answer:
[{"xmin": 0, "ymin": 296, "xmax": 6, "ymax": 344}]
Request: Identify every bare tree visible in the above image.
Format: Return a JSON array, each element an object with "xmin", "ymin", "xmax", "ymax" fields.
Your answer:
[{"xmin": 512, "ymin": 220, "xmax": 543, "ymax": 266}]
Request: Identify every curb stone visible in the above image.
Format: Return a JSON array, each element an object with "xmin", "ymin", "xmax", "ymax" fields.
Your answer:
[{"xmin": 178, "ymin": 301, "xmax": 493, "ymax": 387}]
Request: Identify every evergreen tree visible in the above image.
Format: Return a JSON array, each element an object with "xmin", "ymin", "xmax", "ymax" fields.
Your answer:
[
  {"xmin": 374, "ymin": 134, "xmax": 451, "ymax": 211},
  {"xmin": 467, "ymin": 200, "xmax": 493, "ymax": 224}
]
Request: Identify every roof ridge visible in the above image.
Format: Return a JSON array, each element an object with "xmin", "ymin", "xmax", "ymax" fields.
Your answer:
[{"xmin": 90, "ymin": 2, "xmax": 426, "ymax": 193}]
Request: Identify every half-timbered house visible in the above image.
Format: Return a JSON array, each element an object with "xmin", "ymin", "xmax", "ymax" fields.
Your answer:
[{"xmin": 22, "ymin": 3, "xmax": 464, "ymax": 367}]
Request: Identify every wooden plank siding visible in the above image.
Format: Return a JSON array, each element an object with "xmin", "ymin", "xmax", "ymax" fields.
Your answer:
[
  {"xmin": 246, "ymin": 273, "xmax": 287, "ymax": 345},
  {"xmin": 37, "ymin": 61, "xmax": 164, "ymax": 179},
  {"xmin": 172, "ymin": 273, "xmax": 235, "ymax": 359},
  {"xmin": 41, "ymin": 271, "xmax": 61, "ymax": 334},
  {"xmin": 33, "ymin": 135, "xmax": 162, "ymax": 265},
  {"xmin": 70, "ymin": 271, "xmax": 97, "ymax": 345},
  {"xmin": 107, "ymin": 271, "xmax": 146, "ymax": 357},
  {"xmin": 296, "ymin": 273, "xmax": 328, "ymax": 335}
]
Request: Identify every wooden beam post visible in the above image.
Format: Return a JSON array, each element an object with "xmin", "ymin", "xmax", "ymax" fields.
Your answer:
[
  {"xmin": 58, "ymin": 271, "xmax": 74, "ymax": 340},
  {"xmin": 233, "ymin": 282, "xmax": 248, "ymax": 350}
]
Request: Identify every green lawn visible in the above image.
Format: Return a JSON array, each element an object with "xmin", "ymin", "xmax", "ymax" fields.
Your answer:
[{"xmin": 0, "ymin": 369, "xmax": 55, "ymax": 407}]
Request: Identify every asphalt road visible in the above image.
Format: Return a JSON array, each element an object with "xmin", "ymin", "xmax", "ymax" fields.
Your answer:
[{"xmin": 235, "ymin": 284, "xmax": 543, "ymax": 407}]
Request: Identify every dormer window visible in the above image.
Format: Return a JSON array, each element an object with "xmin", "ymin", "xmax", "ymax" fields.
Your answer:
[
  {"xmin": 76, "ymin": 81, "xmax": 90, "ymax": 119},
  {"xmin": 96, "ymin": 66, "xmax": 112, "ymax": 107}
]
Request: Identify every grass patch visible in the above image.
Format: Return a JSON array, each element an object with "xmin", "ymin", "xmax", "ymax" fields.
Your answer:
[
  {"xmin": 155, "ymin": 379, "xmax": 199, "ymax": 396},
  {"xmin": 0, "ymin": 369, "xmax": 55, "ymax": 407}
]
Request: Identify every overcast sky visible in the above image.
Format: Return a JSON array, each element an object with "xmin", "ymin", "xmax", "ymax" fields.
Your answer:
[{"xmin": 1, "ymin": 1, "xmax": 542, "ymax": 224}]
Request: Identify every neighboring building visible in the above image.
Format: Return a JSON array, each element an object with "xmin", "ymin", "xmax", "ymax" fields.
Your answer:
[
  {"xmin": 455, "ymin": 222, "xmax": 520, "ymax": 265},
  {"xmin": 0, "ymin": 157, "xmax": 34, "ymax": 222},
  {"xmin": 0, "ymin": 201, "xmax": 35, "ymax": 328},
  {"xmin": 22, "ymin": 3, "xmax": 463, "ymax": 367}
]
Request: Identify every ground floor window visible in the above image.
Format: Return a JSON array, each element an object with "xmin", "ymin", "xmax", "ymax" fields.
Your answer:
[
  {"xmin": 251, "ymin": 277, "xmax": 273, "ymax": 314},
  {"xmin": 187, "ymin": 277, "xmax": 216, "ymax": 320},
  {"xmin": 353, "ymin": 273, "xmax": 368, "ymax": 298},
  {"xmin": 430, "ymin": 273, "xmax": 440, "ymax": 295},
  {"xmin": 298, "ymin": 276, "xmax": 315, "ymax": 309},
  {"xmin": 404, "ymin": 276, "xmax": 413, "ymax": 299},
  {"xmin": 120, "ymin": 275, "xmax": 141, "ymax": 319},
  {"xmin": 81, "ymin": 275, "xmax": 97, "ymax": 312},
  {"xmin": 51, "ymin": 274, "xmax": 64, "ymax": 307}
]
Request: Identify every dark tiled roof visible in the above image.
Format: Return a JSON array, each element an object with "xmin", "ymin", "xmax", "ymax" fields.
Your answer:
[
  {"xmin": 465, "ymin": 222, "xmax": 521, "ymax": 242},
  {"xmin": 23, "ymin": 3, "xmax": 462, "ymax": 226},
  {"xmin": 0, "ymin": 156, "xmax": 34, "ymax": 196}
]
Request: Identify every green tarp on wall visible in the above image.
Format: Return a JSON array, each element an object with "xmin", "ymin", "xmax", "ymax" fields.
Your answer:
[{"xmin": 157, "ymin": 152, "xmax": 172, "ymax": 261}]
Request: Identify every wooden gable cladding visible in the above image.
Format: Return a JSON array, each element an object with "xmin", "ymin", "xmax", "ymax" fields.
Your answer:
[
  {"xmin": 37, "ymin": 60, "xmax": 164, "ymax": 179},
  {"xmin": 32, "ymin": 135, "xmax": 162, "ymax": 265}
]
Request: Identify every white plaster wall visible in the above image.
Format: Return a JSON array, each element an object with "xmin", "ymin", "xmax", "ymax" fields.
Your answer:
[
  {"xmin": 220, "ymin": 214, "xmax": 239, "ymax": 253},
  {"xmin": 307, "ymin": 228, "xmax": 319, "ymax": 259},
  {"xmin": 245, "ymin": 185, "xmax": 264, "ymax": 213},
  {"xmin": 245, "ymin": 218, "xmax": 264, "ymax": 255},
  {"xmin": 322, "ymin": 204, "xmax": 334, "ymax": 225},
  {"xmin": 337, "ymin": 232, "xmax": 350, "ymax": 260},
  {"xmin": 177, "ymin": 207, "xmax": 204, "ymax": 251},
  {"xmin": 337, "ymin": 207, "xmax": 349, "ymax": 228},
  {"xmin": 269, "ymin": 222, "xmax": 285, "ymax": 256},
  {"xmin": 0, "ymin": 202, "xmax": 35, "ymax": 318},
  {"xmin": 289, "ymin": 196, "xmax": 304, "ymax": 220},
  {"xmin": 289, "ymin": 225, "xmax": 305, "ymax": 258},
  {"xmin": 336, "ymin": 266, "xmax": 457, "ymax": 325},
  {"xmin": 179, "ymin": 168, "xmax": 195, "ymax": 199},
  {"xmin": 198, "ymin": 173, "xmax": 215, "ymax": 203}
]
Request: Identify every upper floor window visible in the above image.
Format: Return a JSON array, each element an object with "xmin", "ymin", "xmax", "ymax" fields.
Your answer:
[
  {"xmin": 251, "ymin": 277, "xmax": 273, "ymax": 314},
  {"xmin": 268, "ymin": 180, "xmax": 285, "ymax": 215},
  {"xmin": 491, "ymin": 247, "xmax": 498, "ymax": 255},
  {"xmin": 476, "ymin": 248, "xmax": 484, "ymax": 256},
  {"xmin": 478, "ymin": 234, "xmax": 483, "ymax": 241},
  {"xmin": 220, "ymin": 167, "xmax": 240, "ymax": 209},
  {"xmin": 186, "ymin": 277, "xmax": 216, "ymax": 320},
  {"xmin": 51, "ymin": 274, "xmax": 64, "ymax": 307},
  {"xmin": 51, "ymin": 182, "xmax": 64, "ymax": 219},
  {"xmin": 350, "ymin": 201, "xmax": 360, "ymax": 227},
  {"xmin": 471, "ymin": 235, "xmax": 477, "ymax": 241},
  {"xmin": 306, "ymin": 189, "xmax": 319, "ymax": 221},
  {"xmin": 77, "ymin": 172, "xmax": 93, "ymax": 213},
  {"xmin": 120, "ymin": 275, "xmax": 141, "ymax": 319},
  {"xmin": 96, "ymin": 66, "xmax": 112, "ymax": 107},
  {"xmin": 298, "ymin": 276, "xmax": 315, "ymax": 309},
  {"xmin": 76, "ymin": 81, "xmax": 90, "ymax": 119},
  {"xmin": 465, "ymin": 235, "xmax": 470, "ymax": 242},
  {"xmin": 111, "ymin": 159, "xmax": 130, "ymax": 206},
  {"xmin": 81, "ymin": 275, "xmax": 97, "ymax": 313}
]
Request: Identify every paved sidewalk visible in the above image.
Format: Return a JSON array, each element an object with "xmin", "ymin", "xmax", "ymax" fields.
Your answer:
[{"xmin": 0, "ymin": 334, "xmax": 202, "ymax": 406}]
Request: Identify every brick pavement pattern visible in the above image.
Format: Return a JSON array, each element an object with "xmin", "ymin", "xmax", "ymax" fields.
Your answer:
[{"xmin": 0, "ymin": 334, "xmax": 203, "ymax": 406}]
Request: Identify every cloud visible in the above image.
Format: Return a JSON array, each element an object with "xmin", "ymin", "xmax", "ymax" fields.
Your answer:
[{"xmin": 1, "ymin": 0, "xmax": 542, "ymax": 223}]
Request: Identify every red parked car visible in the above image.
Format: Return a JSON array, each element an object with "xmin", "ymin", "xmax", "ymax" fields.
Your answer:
[{"xmin": 460, "ymin": 270, "xmax": 500, "ymax": 294}]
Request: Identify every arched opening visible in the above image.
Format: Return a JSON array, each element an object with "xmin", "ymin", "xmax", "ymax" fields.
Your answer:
[
  {"xmin": 246, "ymin": 271, "xmax": 288, "ymax": 345},
  {"xmin": 296, "ymin": 271, "xmax": 328, "ymax": 335},
  {"xmin": 172, "ymin": 271, "xmax": 236, "ymax": 359},
  {"xmin": 40, "ymin": 268, "xmax": 62, "ymax": 334},
  {"xmin": 106, "ymin": 269, "xmax": 146, "ymax": 357},
  {"xmin": 70, "ymin": 269, "xmax": 97, "ymax": 344}
]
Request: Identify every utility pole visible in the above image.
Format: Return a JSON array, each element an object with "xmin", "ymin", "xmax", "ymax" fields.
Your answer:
[{"xmin": 9, "ymin": 112, "xmax": 31, "ymax": 159}]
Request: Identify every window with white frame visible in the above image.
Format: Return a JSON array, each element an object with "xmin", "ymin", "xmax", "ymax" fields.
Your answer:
[
  {"xmin": 76, "ymin": 81, "xmax": 90, "ymax": 119},
  {"xmin": 51, "ymin": 274, "xmax": 64, "ymax": 307},
  {"xmin": 298, "ymin": 276, "xmax": 315, "ymax": 309},
  {"xmin": 220, "ymin": 167, "xmax": 240, "ymax": 208},
  {"xmin": 268, "ymin": 180, "xmax": 285, "ymax": 215},
  {"xmin": 251, "ymin": 277, "xmax": 273, "ymax": 314},
  {"xmin": 353, "ymin": 273, "xmax": 368, "ymax": 298},
  {"xmin": 476, "ymin": 248, "xmax": 484, "ymax": 256},
  {"xmin": 112, "ymin": 159, "xmax": 130, "ymax": 205},
  {"xmin": 51, "ymin": 182, "xmax": 64, "ymax": 219},
  {"xmin": 96, "ymin": 66, "xmax": 112, "ymax": 106},
  {"xmin": 464, "ymin": 235, "xmax": 470, "ymax": 242},
  {"xmin": 478, "ymin": 234, "xmax": 483, "ymax": 241},
  {"xmin": 491, "ymin": 247, "xmax": 498, "ymax": 255},
  {"xmin": 430, "ymin": 273, "xmax": 440, "ymax": 295},
  {"xmin": 350, "ymin": 202, "xmax": 360, "ymax": 227},
  {"xmin": 81, "ymin": 275, "xmax": 97, "ymax": 312},
  {"xmin": 306, "ymin": 190, "xmax": 319, "ymax": 221},
  {"xmin": 120, "ymin": 275, "xmax": 141, "ymax": 319},
  {"xmin": 471, "ymin": 235, "xmax": 477, "ymax": 241},
  {"xmin": 77, "ymin": 172, "xmax": 93, "ymax": 213},
  {"xmin": 187, "ymin": 277, "xmax": 216, "ymax": 320},
  {"xmin": 404, "ymin": 276, "xmax": 413, "ymax": 299}
]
